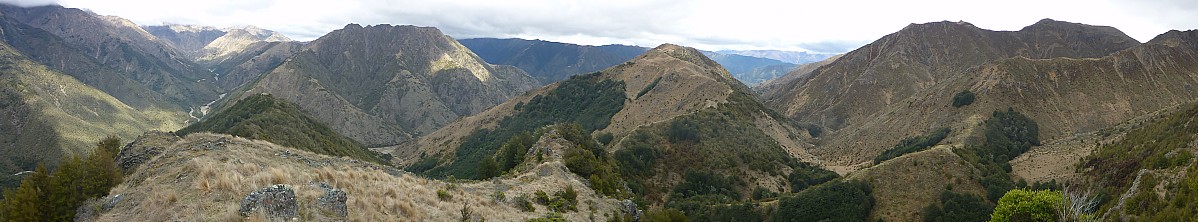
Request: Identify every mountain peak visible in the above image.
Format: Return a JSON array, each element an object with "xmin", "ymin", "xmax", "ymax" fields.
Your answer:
[
  {"xmin": 1147, "ymin": 29, "xmax": 1198, "ymax": 50},
  {"xmin": 645, "ymin": 43, "xmax": 722, "ymax": 70}
]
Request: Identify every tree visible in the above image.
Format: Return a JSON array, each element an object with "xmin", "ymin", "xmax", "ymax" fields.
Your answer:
[
  {"xmin": 0, "ymin": 164, "xmax": 49, "ymax": 221},
  {"xmin": 952, "ymin": 90, "xmax": 975, "ymax": 107},
  {"xmin": 478, "ymin": 157, "xmax": 500, "ymax": 179},
  {"xmin": 990, "ymin": 189, "xmax": 1062, "ymax": 222},
  {"xmin": 0, "ymin": 137, "xmax": 125, "ymax": 221}
]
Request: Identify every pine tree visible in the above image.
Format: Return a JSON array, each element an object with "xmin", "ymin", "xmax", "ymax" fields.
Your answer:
[{"xmin": 1, "ymin": 164, "xmax": 49, "ymax": 222}]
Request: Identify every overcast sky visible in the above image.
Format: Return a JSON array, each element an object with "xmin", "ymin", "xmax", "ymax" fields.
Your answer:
[{"xmin": 2, "ymin": 0, "xmax": 1195, "ymax": 53}]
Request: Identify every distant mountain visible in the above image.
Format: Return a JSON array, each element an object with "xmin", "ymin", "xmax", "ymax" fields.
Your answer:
[
  {"xmin": 459, "ymin": 38, "xmax": 802, "ymax": 86},
  {"xmin": 177, "ymin": 94, "xmax": 386, "ymax": 164},
  {"xmin": 718, "ymin": 49, "xmax": 837, "ymax": 64},
  {"xmin": 459, "ymin": 38, "xmax": 646, "ymax": 84},
  {"xmin": 401, "ymin": 44, "xmax": 828, "ymax": 212},
  {"xmin": 700, "ymin": 51, "xmax": 795, "ymax": 85},
  {"xmin": 0, "ymin": 4, "xmax": 223, "ymax": 108},
  {"xmin": 233, "ymin": 24, "xmax": 539, "ymax": 146},
  {"xmin": 144, "ymin": 24, "xmax": 293, "ymax": 64},
  {"xmin": 753, "ymin": 54, "xmax": 842, "ymax": 94}
]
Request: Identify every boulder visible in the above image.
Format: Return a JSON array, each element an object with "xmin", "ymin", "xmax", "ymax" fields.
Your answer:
[
  {"xmin": 238, "ymin": 184, "xmax": 297, "ymax": 221},
  {"xmin": 315, "ymin": 182, "xmax": 348, "ymax": 218},
  {"xmin": 116, "ymin": 131, "xmax": 179, "ymax": 173}
]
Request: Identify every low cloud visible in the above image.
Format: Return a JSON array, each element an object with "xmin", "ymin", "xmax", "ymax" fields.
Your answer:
[{"xmin": 0, "ymin": 0, "xmax": 58, "ymax": 7}]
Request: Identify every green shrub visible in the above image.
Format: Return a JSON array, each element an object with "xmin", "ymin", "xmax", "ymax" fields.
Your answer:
[
  {"xmin": 437, "ymin": 189, "xmax": 452, "ymax": 201},
  {"xmin": 636, "ymin": 77, "xmax": 662, "ymax": 99},
  {"xmin": 644, "ymin": 208, "xmax": 689, "ymax": 222},
  {"xmin": 534, "ymin": 190, "xmax": 551, "ymax": 205},
  {"xmin": 597, "ymin": 132, "xmax": 614, "ymax": 145},
  {"xmin": 923, "ymin": 191, "xmax": 992, "ymax": 222},
  {"xmin": 874, "ymin": 128, "xmax": 950, "ymax": 164},
  {"xmin": 787, "ymin": 163, "xmax": 838, "ymax": 192},
  {"xmin": 952, "ymin": 90, "xmax": 975, "ymax": 107},
  {"xmin": 513, "ymin": 194, "xmax": 535, "ymax": 212},
  {"xmin": 615, "ymin": 131, "xmax": 660, "ymax": 177},
  {"xmin": 772, "ymin": 180, "xmax": 874, "ymax": 222},
  {"xmin": 526, "ymin": 212, "xmax": 567, "ymax": 222},
  {"xmin": 672, "ymin": 171, "xmax": 739, "ymax": 199},
  {"xmin": 983, "ymin": 108, "xmax": 1040, "ymax": 162},
  {"xmin": 990, "ymin": 189, "xmax": 1062, "ymax": 222},
  {"xmin": 477, "ymin": 157, "xmax": 500, "ymax": 179}
]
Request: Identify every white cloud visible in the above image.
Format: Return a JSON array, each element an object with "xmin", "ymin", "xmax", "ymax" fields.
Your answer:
[{"xmin": 5, "ymin": 0, "xmax": 1194, "ymax": 53}]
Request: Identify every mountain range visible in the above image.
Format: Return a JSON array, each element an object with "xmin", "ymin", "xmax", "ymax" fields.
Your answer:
[
  {"xmin": 460, "ymin": 38, "xmax": 818, "ymax": 86},
  {"xmin": 1, "ymin": 2, "xmax": 1198, "ymax": 221}
]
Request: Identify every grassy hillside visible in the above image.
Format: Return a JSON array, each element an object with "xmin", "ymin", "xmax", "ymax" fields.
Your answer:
[
  {"xmin": 1079, "ymin": 102, "xmax": 1198, "ymax": 220},
  {"xmin": 177, "ymin": 94, "xmax": 386, "ymax": 164}
]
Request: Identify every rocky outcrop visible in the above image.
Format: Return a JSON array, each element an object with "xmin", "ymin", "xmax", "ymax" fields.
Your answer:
[
  {"xmin": 315, "ymin": 182, "xmax": 348, "ymax": 218},
  {"xmin": 116, "ymin": 131, "xmax": 181, "ymax": 173},
  {"xmin": 239, "ymin": 184, "xmax": 298, "ymax": 221}
]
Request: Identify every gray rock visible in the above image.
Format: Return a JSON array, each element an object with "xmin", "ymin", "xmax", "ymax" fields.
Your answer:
[
  {"xmin": 116, "ymin": 131, "xmax": 180, "ymax": 173},
  {"xmin": 622, "ymin": 199, "xmax": 643, "ymax": 222},
  {"xmin": 315, "ymin": 182, "xmax": 348, "ymax": 218},
  {"xmin": 239, "ymin": 184, "xmax": 297, "ymax": 221}
]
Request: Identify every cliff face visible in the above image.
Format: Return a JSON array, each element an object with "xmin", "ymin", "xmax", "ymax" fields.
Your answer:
[{"xmin": 238, "ymin": 24, "xmax": 539, "ymax": 146}]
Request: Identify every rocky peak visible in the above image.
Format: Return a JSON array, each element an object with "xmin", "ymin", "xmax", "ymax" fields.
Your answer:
[{"xmin": 647, "ymin": 43, "xmax": 723, "ymax": 71}]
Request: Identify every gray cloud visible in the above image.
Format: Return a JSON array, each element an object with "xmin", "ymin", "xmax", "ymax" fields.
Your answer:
[
  {"xmin": 13, "ymin": 0, "xmax": 1198, "ymax": 53},
  {"xmin": 0, "ymin": 0, "xmax": 57, "ymax": 7}
]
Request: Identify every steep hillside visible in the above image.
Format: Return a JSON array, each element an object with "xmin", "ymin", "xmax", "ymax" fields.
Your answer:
[
  {"xmin": 760, "ymin": 19, "xmax": 1151, "ymax": 167},
  {"xmin": 177, "ymin": 94, "xmax": 386, "ymax": 164},
  {"xmin": 91, "ymin": 132, "xmax": 627, "ymax": 221},
  {"xmin": 401, "ymin": 44, "xmax": 829, "ymax": 219},
  {"xmin": 460, "ymin": 38, "xmax": 647, "ymax": 84},
  {"xmin": 237, "ymin": 24, "xmax": 539, "ymax": 146},
  {"xmin": 1073, "ymin": 100, "xmax": 1198, "ymax": 221},
  {"xmin": 0, "ymin": 4, "xmax": 223, "ymax": 107},
  {"xmin": 0, "ymin": 37, "xmax": 179, "ymax": 185},
  {"xmin": 0, "ymin": 14, "xmax": 188, "ymax": 121}
]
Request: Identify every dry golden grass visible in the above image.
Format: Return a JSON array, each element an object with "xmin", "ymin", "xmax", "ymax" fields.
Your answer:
[{"xmin": 96, "ymin": 133, "xmax": 624, "ymax": 221}]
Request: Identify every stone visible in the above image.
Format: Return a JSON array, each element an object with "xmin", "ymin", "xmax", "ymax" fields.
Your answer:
[
  {"xmin": 116, "ymin": 131, "xmax": 180, "ymax": 173},
  {"xmin": 315, "ymin": 182, "xmax": 348, "ymax": 218},
  {"xmin": 239, "ymin": 184, "xmax": 298, "ymax": 221}
]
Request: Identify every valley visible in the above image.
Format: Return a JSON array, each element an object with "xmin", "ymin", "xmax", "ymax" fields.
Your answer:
[{"xmin": 0, "ymin": 2, "xmax": 1195, "ymax": 222}]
